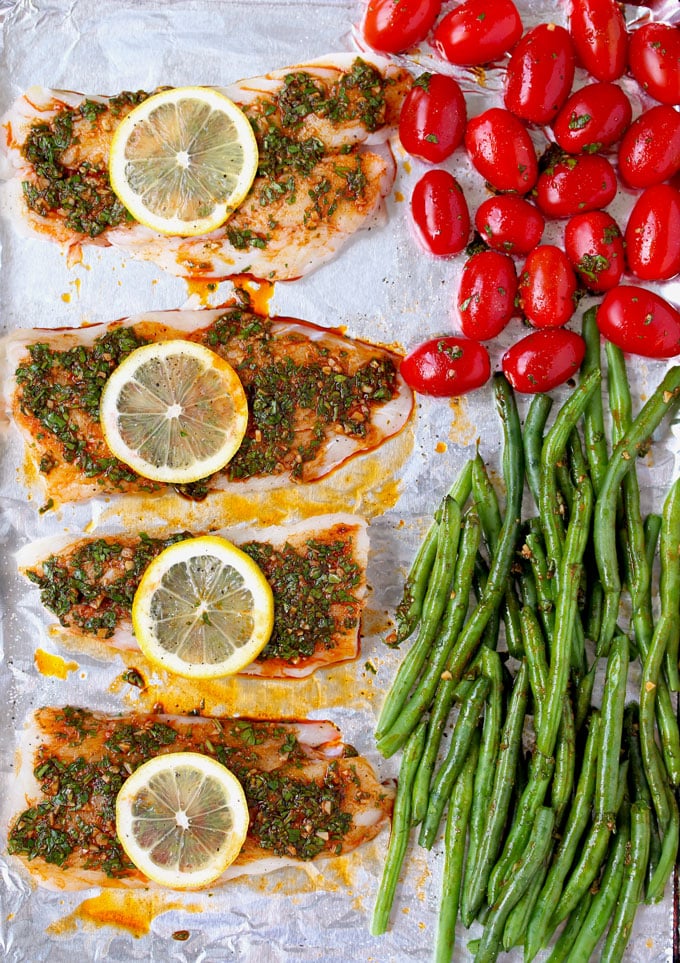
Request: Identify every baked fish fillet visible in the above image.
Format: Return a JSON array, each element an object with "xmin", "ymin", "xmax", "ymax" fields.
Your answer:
[
  {"xmin": 6, "ymin": 707, "xmax": 393, "ymax": 890},
  {"xmin": 0, "ymin": 303, "xmax": 413, "ymax": 505},
  {"xmin": 17, "ymin": 514, "xmax": 368, "ymax": 678},
  {"xmin": 0, "ymin": 55, "xmax": 411, "ymax": 280}
]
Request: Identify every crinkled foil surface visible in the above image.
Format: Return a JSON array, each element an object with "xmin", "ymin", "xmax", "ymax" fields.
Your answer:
[{"xmin": 0, "ymin": 0, "xmax": 678, "ymax": 960}]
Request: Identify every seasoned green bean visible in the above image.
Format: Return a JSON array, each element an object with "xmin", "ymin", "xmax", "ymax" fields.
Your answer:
[
  {"xmin": 594, "ymin": 365, "xmax": 680, "ymax": 654},
  {"xmin": 376, "ymin": 496, "xmax": 461, "ymax": 740},
  {"xmin": 371, "ymin": 721, "xmax": 427, "ymax": 936},
  {"xmin": 420, "ymin": 675, "xmax": 489, "ymax": 849},
  {"xmin": 601, "ymin": 801, "xmax": 651, "ymax": 963},
  {"xmin": 581, "ymin": 306, "xmax": 609, "ymax": 496},
  {"xmin": 434, "ymin": 732, "xmax": 479, "ymax": 963},
  {"xmin": 523, "ymin": 393, "xmax": 553, "ymax": 509}
]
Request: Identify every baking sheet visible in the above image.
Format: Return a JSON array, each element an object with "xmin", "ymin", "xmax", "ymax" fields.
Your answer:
[{"xmin": 0, "ymin": 0, "xmax": 678, "ymax": 960}]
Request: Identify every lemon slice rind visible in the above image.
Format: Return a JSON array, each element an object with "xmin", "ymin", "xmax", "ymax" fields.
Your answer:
[
  {"xmin": 132, "ymin": 535, "xmax": 274, "ymax": 679},
  {"xmin": 115, "ymin": 751, "xmax": 249, "ymax": 889},
  {"xmin": 108, "ymin": 86, "xmax": 259, "ymax": 237},
  {"xmin": 99, "ymin": 339, "xmax": 249, "ymax": 485}
]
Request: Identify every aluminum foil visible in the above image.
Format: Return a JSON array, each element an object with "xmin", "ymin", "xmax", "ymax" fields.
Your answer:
[{"xmin": 0, "ymin": 0, "xmax": 678, "ymax": 960}]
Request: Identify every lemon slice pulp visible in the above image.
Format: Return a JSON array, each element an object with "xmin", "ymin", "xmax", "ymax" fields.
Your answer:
[
  {"xmin": 116, "ymin": 752, "xmax": 249, "ymax": 889},
  {"xmin": 99, "ymin": 339, "xmax": 248, "ymax": 484},
  {"xmin": 132, "ymin": 535, "xmax": 274, "ymax": 679},
  {"xmin": 108, "ymin": 86, "xmax": 259, "ymax": 236}
]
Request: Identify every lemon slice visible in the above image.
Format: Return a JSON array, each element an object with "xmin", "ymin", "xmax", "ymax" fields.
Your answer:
[
  {"xmin": 132, "ymin": 535, "xmax": 274, "ymax": 679},
  {"xmin": 108, "ymin": 86, "xmax": 259, "ymax": 236},
  {"xmin": 99, "ymin": 339, "xmax": 248, "ymax": 484},
  {"xmin": 116, "ymin": 752, "xmax": 249, "ymax": 889}
]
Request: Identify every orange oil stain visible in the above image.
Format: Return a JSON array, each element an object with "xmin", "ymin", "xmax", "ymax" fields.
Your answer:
[
  {"xmin": 448, "ymin": 395, "xmax": 478, "ymax": 448},
  {"xmin": 49, "ymin": 891, "xmax": 201, "ymax": 939},
  {"xmin": 34, "ymin": 648, "xmax": 79, "ymax": 680},
  {"xmin": 435, "ymin": 441, "xmax": 447, "ymax": 453},
  {"xmin": 394, "ymin": 191, "xmax": 405, "ymax": 203},
  {"xmin": 61, "ymin": 292, "xmax": 71, "ymax": 303},
  {"xmin": 233, "ymin": 276, "xmax": 276, "ymax": 316},
  {"xmin": 403, "ymin": 160, "xmax": 412, "ymax": 175},
  {"xmin": 184, "ymin": 277, "xmax": 220, "ymax": 306}
]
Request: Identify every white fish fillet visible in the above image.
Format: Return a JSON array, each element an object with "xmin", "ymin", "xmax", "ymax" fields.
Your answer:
[
  {"xmin": 6, "ymin": 707, "xmax": 393, "ymax": 891},
  {"xmin": 0, "ymin": 55, "xmax": 411, "ymax": 280},
  {"xmin": 0, "ymin": 305, "xmax": 413, "ymax": 505},
  {"xmin": 17, "ymin": 514, "xmax": 369, "ymax": 678}
]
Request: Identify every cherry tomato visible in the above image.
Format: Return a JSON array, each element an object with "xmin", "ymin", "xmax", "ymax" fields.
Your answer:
[
  {"xmin": 502, "ymin": 329, "xmax": 586, "ymax": 393},
  {"xmin": 456, "ymin": 251, "xmax": 518, "ymax": 341},
  {"xmin": 432, "ymin": 0, "xmax": 522, "ymax": 66},
  {"xmin": 399, "ymin": 73, "xmax": 467, "ymax": 163},
  {"xmin": 535, "ymin": 152, "xmax": 617, "ymax": 218},
  {"xmin": 618, "ymin": 105, "xmax": 680, "ymax": 190},
  {"xmin": 564, "ymin": 210, "xmax": 625, "ymax": 292},
  {"xmin": 361, "ymin": 0, "xmax": 441, "ymax": 53},
  {"xmin": 569, "ymin": 0, "xmax": 628, "ymax": 82},
  {"xmin": 629, "ymin": 22, "xmax": 680, "ymax": 106},
  {"xmin": 551, "ymin": 82, "xmax": 632, "ymax": 154},
  {"xmin": 518, "ymin": 245, "xmax": 577, "ymax": 328},
  {"xmin": 464, "ymin": 108, "xmax": 538, "ymax": 194},
  {"xmin": 410, "ymin": 170, "xmax": 470, "ymax": 256},
  {"xmin": 474, "ymin": 195, "xmax": 545, "ymax": 255},
  {"xmin": 624, "ymin": 184, "xmax": 680, "ymax": 282},
  {"xmin": 596, "ymin": 286, "xmax": 680, "ymax": 358},
  {"xmin": 400, "ymin": 336, "xmax": 491, "ymax": 396},
  {"xmin": 504, "ymin": 23, "xmax": 576, "ymax": 125}
]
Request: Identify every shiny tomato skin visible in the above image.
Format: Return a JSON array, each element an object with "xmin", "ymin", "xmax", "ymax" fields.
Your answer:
[
  {"xmin": 401, "ymin": 336, "xmax": 491, "ymax": 396},
  {"xmin": 596, "ymin": 286, "xmax": 680, "ymax": 358},
  {"xmin": 552, "ymin": 82, "xmax": 632, "ymax": 154},
  {"xmin": 432, "ymin": 0, "xmax": 523, "ymax": 65},
  {"xmin": 518, "ymin": 245, "xmax": 578, "ymax": 328},
  {"xmin": 464, "ymin": 108, "xmax": 538, "ymax": 194},
  {"xmin": 399, "ymin": 73, "xmax": 467, "ymax": 163},
  {"xmin": 361, "ymin": 0, "xmax": 441, "ymax": 53},
  {"xmin": 629, "ymin": 23, "xmax": 680, "ymax": 106},
  {"xmin": 618, "ymin": 105, "xmax": 680, "ymax": 189},
  {"xmin": 535, "ymin": 153, "xmax": 618, "ymax": 218},
  {"xmin": 504, "ymin": 24, "xmax": 576, "ymax": 125},
  {"xmin": 474, "ymin": 195, "xmax": 545, "ymax": 255},
  {"xmin": 624, "ymin": 184, "xmax": 680, "ymax": 281},
  {"xmin": 411, "ymin": 170, "xmax": 470, "ymax": 256},
  {"xmin": 569, "ymin": 0, "xmax": 628, "ymax": 82},
  {"xmin": 564, "ymin": 210, "xmax": 625, "ymax": 292},
  {"xmin": 502, "ymin": 329, "xmax": 586, "ymax": 393},
  {"xmin": 456, "ymin": 251, "xmax": 518, "ymax": 341}
]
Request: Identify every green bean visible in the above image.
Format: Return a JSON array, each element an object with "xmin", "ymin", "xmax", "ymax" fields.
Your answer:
[
  {"xmin": 551, "ymin": 760, "xmax": 628, "ymax": 928},
  {"xmin": 420, "ymin": 675, "xmax": 490, "ymax": 848},
  {"xmin": 525, "ymin": 711, "xmax": 601, "ymax": 963},
  {"xmin": 501, "ymin": 856, "xmax": 548, "ymax": 952},
  {"xmin": 440, "ymin": 375, "xmax": 524, "ymax": 687},
  {"xmin": 595, "ymin": 633, "xmax": 629, "ymax": 819},
  {"xmin": 462, "ymin": 648, "xmax": 504, "ymax": 904},
  {"xmin": 601, "ymin": 801, "xmax": 651, "ymax": 963},
  {"xmin": 379, "ymin": 510, "xmax": 481, "ymax": 759},
  {"xmin": 371, "ymin": 721, "xmax": 427, "ymax": 936},
  {"xmin": 463, "ymin": 661, "xmax": 530, "ymax": 925},
  {"xmin": 644, "ymin": 512, "xmax": 662, "ymax": 572},
  {"xmin": 520, "ymin": 605, "xmax": 548, "ymax": 732},
  {"xmin": 659, "ymin": 481, "xmax": 680, "ymax": 695},
  {"xmin": 545, "ymin": 892, "xmax": 594, "ymax": 963},
  {"xmin": 434, "ymin": 732, "xmax": 479, "ymax": 963},
  {"xmin": 523, "ymin": 530, "xmax": 555, "ymax": 646},
  {"xmin": 594, "ymin": 364, "xmax": 680, "ymax": 654},
  {"xmin": 502, "ymin": 583, "xmax": 524, "ymax": 659},
  {"xmin": 523, "ymin": 393, "xmax": 553, "ymax": 509},
  {"xmin": 376, "ymin": 496, "xmax": 461, "ymax": 741},
  {"xmin": 640, "ymin": 478, "xmax": 680, "ymax": 823},
  {"xmin": 574, "ymin": 659, "xmax": 597, "ymax": 733},
  {"xmin": 552, "ymin": 698, "xmax": 576, "ymax": 829},
  {"xmin": 646, "ymin": 786, "xmax": 679, "ymax": 903},
  {"xmin": 539, "ymin": 367, "xmax": 601, "ymax": 571},
  {"xmin": 580, "ymin": 307, "xmax": 609, "ymax": 494},
  {"xmin": 624, "ymin": 703, "xmax": 662, "ymax": 887},
  {"xmin": 395, "ymin": 461, "xmax": 473, "ymax": 642},
  {"xmin": 566, "ymin": 801, "xmax": 630, "ymax": 961},
  {"xmin": 473, "ymin": 807, "xmax": 555, "ymax": 963},
  {"xmin": 556, "ymin": 458, "xmax": 575, "ymax": 520},
  {"xmin": 472, "ymin": 454, "xmax": 502, "ymax": 553}
]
